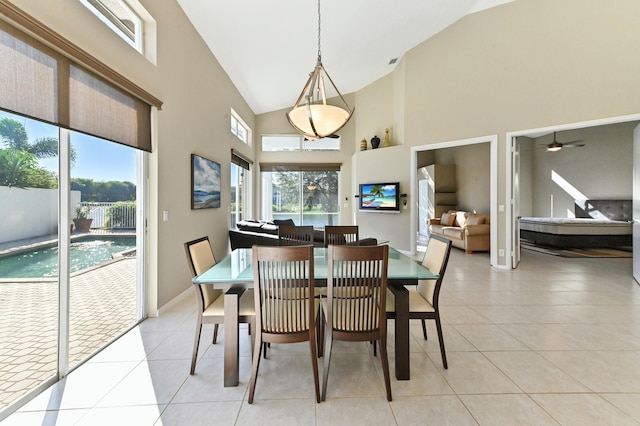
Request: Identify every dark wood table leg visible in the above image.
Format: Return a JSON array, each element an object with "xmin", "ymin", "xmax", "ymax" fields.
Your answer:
[
  {"xmin": 223, "ymin": 286, "xmax": 244, "ymax": 387},
  {"xmin": 389, "ymin": 282, "xmax": 410, "ymax": 380}
]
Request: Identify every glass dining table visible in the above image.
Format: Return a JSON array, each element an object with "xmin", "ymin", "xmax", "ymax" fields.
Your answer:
[{"xmin": 193, "ymin": 246, "xmax": 438, "ymax": 387}]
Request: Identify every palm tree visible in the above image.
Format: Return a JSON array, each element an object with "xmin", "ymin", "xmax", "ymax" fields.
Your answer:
[{"xmin": 0, "ymin": 117, "xmax": 76, "ymax": 163}]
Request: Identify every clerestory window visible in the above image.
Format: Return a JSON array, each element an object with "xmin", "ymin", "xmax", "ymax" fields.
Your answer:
[{"xmin": 80, "ymin": 0, "xmax": 143, "ymax": 52}]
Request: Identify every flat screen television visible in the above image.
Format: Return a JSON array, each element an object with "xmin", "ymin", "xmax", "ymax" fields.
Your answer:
[{"xmin": 358, "ymin": 182, "xmax": 400, "ymax": 212}]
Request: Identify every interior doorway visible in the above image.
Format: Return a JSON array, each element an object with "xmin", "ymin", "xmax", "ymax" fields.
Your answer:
[
  {"xmin": 410, "ymin": 135, "xmax": 498, "ymax": 267},
  {"xmin": 507, "ymin": 114, "xmax": 640, "ymax": 280}
]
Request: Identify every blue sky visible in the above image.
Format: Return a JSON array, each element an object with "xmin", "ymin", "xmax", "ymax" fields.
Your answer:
[{"xmin": 1, "ymin": 110, "xmax": 136, "ymax": 183}]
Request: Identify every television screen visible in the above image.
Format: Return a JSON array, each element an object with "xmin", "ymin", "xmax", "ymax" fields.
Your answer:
[{"xmin": 359, "ymin": 182, "xmax": 400, "ymax": 211}]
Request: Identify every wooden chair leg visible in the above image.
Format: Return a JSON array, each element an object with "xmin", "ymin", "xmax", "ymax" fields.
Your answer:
[
  {"xmin": 248, "ymin": 335, "xmax": 264, "ymax": 404},
  {"xmin": 421, "ymin": 319, "xmax": 428, "ymax": 340},
  {"xmin": 190, "ymin": 321, "xmax": 203, "ymax": 375},
  {"xmin": 212, "ymin": 323, "xmax": 219, "ymax": 344},
  {"xmin": 321, "ymin": 331, "xmax": 333, "ymax": 401},
  {"xmin": 309, "ymin": 329, "xmax": 321, "ymax": 403},
  {"xmin": 249, "ymin": 318, "xmax": 256, "ymax": 359},
  {"xmin": 317, "ymin": 307, "xmax": 324, "ymax": 358},
  {"xmin": 435, "ymin": 316, "xmax": 448, "ymax": 369},
  {"xmin": 378, "ymin": 337, "xmax": 392, "ymax": 401}
]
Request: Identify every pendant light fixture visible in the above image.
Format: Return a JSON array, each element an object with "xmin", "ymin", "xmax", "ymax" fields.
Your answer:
[{"xmin": 286, "ymin": 0, "xmax": 354, "ymax": 140}]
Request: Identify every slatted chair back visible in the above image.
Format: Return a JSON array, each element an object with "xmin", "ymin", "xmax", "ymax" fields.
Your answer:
[
  {"xmin": 324, "ymin": 225, "xmax": 359, "ymax": 247},
  {"xmin": 278, "ymin": 225, "xmax": 315, "ymax": 246}
]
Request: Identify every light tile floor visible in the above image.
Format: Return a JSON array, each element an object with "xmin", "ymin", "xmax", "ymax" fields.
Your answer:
[{"xmin": 3, "ymin": 248, "xmax": 640, "ymax": 425}]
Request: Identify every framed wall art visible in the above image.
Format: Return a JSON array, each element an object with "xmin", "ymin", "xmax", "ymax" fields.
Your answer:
[{"xmin": 191, "ymin": 153, "xmax": 221, "ymax": 209}]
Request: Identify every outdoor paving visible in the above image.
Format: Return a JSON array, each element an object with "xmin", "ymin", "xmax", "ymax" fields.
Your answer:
[{"xmin": 0, "ymin": 231, "xmax": 137, "ymax": 411}]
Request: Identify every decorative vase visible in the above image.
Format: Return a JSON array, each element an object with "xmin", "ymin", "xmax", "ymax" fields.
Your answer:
[
  {"xmin": 384, "ymin": 128, "xmax": 390, "ymax": 147},
  {"xmin": 371, "ymin": 135, "xmax": 381, "ymax": 149},
  {"xmin": 360, "ymin": 138, "xmax": 367, "ymax": 151}
]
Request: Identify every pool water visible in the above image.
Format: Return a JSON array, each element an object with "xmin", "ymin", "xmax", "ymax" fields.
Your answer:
[{"xmin": 0, "ymin": 237, "xmax": 136, "ymax": 279}]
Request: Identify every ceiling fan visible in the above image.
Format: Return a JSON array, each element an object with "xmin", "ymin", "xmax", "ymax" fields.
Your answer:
[{"xmin": 542, "ymin": 131, "xmax": 585, "ymax": 152}]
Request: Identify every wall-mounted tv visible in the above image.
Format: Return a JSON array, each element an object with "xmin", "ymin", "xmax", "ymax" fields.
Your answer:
[{"xmin": 359, "ymin": 182, "xmax": 400, "ymax": 212}]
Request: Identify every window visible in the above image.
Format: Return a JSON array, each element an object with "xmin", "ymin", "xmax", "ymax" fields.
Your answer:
[
  {"xmin": 80, "ymin": 0, "xmax": 143, "ymax": 51},
  {"xmin": 262, "ymin": 134, "xmax": 340, "ymax": 152},
  {"xmin": 261, "ymin": 165, "xmax": 340, "ymax": 226},
  {"xmin": 231, "ymin": 150, "xmax": 251, "ymax": 228},
  {"xmin": 231, "ymin": 109, "xmax": 250, "ymax": 145}
]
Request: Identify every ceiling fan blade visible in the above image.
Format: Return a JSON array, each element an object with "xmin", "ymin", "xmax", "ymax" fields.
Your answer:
[{"xmin": 563, "ymin": 140, "xmax": 584, "ymax": 147}]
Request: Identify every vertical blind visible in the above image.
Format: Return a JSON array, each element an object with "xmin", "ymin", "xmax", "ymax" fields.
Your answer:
[{"xmin": 0, "ymin": 1, "xmax": 161, "ymax": 152}]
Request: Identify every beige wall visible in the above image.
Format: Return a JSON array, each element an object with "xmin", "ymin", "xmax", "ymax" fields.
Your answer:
[
  {"xmin": 8, "ymin": 0, "xmax": 256, "ymax": 308},
  {"xmin": 432, "ymin": 144, "xmax": 492, "ymax": 215},
  {"xmin": 348, "ymin": 0, "xmax": 640, "ymax": 262},
  {"xmin": 353, "ymin": 146, "xmax": 411, "ymax": 247}
]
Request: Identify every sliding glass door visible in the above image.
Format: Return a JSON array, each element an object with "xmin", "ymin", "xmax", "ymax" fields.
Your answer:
[
  {"xmin": 67, "ymin": 131, "xmax": 140, "ymax": 370},
  {"xmin": 0, "ymin": 111, "xmax": 145, "ymax": 413},
  {"xmin": 261, "ymin": 168, "xmax": 339, "ymax": 226},
  {"xmin": 0, "ymin": 114, "xmax": 60, "ymax": 411}
]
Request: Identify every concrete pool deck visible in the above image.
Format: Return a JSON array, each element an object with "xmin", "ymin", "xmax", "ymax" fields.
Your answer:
[{"xmin": 0, "ymin": 230, "xmax": 137, "ymax": 411}]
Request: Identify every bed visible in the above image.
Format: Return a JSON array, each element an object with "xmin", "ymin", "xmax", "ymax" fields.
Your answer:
[{"xmin": 519, "ymin": 199, "xmax": 632, "ymax": 248}]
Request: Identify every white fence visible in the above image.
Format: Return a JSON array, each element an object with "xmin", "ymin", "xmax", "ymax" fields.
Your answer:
[
  {"xmin": 0, "ymin": 186, "xmax": 135, "ymax": 244},
  {"xmin": 81, "ymin": 201, "xmax": 136, "ymax": 229}
]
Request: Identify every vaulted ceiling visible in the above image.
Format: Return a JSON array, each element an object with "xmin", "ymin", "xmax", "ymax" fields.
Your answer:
[{"xmin": 176, "ymin": 0, "xmax": 514, "ymax": 115}]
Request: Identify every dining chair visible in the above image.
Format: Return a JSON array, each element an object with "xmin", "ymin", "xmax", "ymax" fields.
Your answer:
[
  {"xmin": 385, "ymin": 234, "xmax": 452, "ymax": 368},
  {"xmin": 278, "ymin": 225, "xmax": 315, "ymax": 246},
  {"xmin": 248, "ymin": 244, "xmax": 321, "ymax": 404},
  {"xmin": 324, "ymin": 225, "xmax": 359, "ymax": 247},
  {"xmin": 184, "ymin": 236, "xmax": 255, "ymax": 374},
  {"xmin": 321, "ymin": 244, "xmax": 391, "ymax": 401}
]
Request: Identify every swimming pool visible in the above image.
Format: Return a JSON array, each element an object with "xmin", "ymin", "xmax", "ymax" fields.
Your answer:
[{"xmin": 0, "ymin": 236, "xmax": 136, "ymax": 279}]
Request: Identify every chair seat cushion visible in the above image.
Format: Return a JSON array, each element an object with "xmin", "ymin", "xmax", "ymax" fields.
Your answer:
[
  {"xmin": 203, "ymin": 289, "xmax": 255, "ymax": 317},
  {"xmin": 386, "ymin": 287, "xmax": 435, "ymax": 313}
]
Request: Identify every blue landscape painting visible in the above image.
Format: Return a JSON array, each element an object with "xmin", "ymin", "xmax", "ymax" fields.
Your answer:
[{"xmin": 192, "ymin": 154, "xmax": 221, "ymax": 209}]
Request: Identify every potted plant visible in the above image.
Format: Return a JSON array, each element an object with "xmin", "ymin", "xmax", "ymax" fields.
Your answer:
[{"xmin": 73, "ymin": 205, "xmax": 93, "ymax": 232}]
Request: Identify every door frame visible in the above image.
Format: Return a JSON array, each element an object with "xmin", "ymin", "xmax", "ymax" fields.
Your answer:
[
  {"xmin": 506, "ymin": 113, "xmax": 640, "ymax": 270},
  {"xmin": 633, "ymin": 123, "xmax": 640, "ymax": 284},
  {"xmin": 410, "ymin": 134, "xmax": 498, "ymax": 267}
]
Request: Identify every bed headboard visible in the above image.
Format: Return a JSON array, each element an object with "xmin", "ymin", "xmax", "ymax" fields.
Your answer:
[{"xmin": 574, "ymin": 199, "xmax": 632, "ymax": 221}]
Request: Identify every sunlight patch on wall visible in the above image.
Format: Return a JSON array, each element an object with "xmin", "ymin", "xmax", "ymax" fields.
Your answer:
[{"xmin": 551, "ymin": 170, "xmax": 587, "ymax": 200}]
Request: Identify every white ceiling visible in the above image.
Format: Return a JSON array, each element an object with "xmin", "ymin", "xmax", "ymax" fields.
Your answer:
[{"xmin": 176, "ymin": 0, "xmax": 514, "ymax": 115}]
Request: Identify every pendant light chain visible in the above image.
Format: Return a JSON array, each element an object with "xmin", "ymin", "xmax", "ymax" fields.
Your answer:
[{"xmin": 317, "ymin": 0, "xmax": 322, "ymax": 62}]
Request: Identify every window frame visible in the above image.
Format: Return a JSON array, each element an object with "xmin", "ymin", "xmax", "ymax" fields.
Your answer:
[
  {"xmin": 261, "ymin": 134, "xmax": 340, "ymax": 152},
  {"xmin": 230, "ymin": 109, "xmax": 251, "ymax": 146},
  {"xmin": 80, "ymin": 0, "xmax": 142, "ymax": 52},
  {"xmin": 230, "ymin": 150, "xmax": 252, "ymax": 228},
  {"xmin": 260, "ymin": 164, "xmax": 341, "ymax": 226}
]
